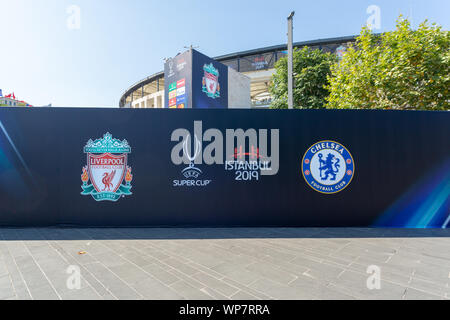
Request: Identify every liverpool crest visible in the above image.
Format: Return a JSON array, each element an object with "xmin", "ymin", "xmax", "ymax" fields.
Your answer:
[
  {"xmin": 81, "ymin": 133, "xmax": 133, "ymax": 202},
  {"xmin": 202, "ymin": 63, "xmax": 220, "ymax": 99}
]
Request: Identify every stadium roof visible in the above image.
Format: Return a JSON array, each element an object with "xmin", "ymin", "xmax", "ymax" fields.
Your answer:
[
  {"xmin": 120, "ymin": 35, "xmax": 358, "ymax": 107},
  {"xmin": 214, "ymin": 35, "xmax": 358, "ymax": 60}
]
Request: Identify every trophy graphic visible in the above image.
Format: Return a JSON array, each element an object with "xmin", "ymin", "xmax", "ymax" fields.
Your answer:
[{"xmin": 182, "ymin": 135, "xmax": 202, "ymax": 179}]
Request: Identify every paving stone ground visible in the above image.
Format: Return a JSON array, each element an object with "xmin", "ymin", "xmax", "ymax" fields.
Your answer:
[{"xmin": 0, "ymin": 228, "xmax": 449, "ymax": 300}]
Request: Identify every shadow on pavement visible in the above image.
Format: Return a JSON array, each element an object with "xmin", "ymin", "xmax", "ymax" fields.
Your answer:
[{"xmin": 0, "ymin": 227, "xmax": 449, "ymax": 241}]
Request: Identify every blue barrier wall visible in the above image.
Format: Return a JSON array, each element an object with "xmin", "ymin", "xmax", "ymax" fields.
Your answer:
[{"xmin": 0, "ymin": 108, "xmax": 448, "ymax": 228}]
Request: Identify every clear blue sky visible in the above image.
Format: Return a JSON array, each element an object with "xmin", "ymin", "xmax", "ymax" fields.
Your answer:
[{"xmin": 0, "ymin": 0, "xmax": 448, "ymax": 107}]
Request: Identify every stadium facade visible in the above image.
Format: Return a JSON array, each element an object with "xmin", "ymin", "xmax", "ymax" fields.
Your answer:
[{"xmin": 119, "ymin": 35, "xmax": 356, "ymax": 109}]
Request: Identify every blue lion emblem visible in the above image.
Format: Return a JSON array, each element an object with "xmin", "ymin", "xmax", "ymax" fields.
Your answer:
[
  {"xmin": 318, "ymin": 153, "xmax": 340, "ymax": 181},
  {"xmin": 302, "ymin": 140, "xmax": 355, "ymax": 194}
]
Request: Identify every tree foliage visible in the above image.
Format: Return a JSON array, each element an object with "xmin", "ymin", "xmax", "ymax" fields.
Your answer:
[
  {"xmin": 326, "ymin": 17, "xmax": 450, "ymax": 110},
  {"xmin": 269, "ymin": 47, "xmax": 337, "ymax": 109}
]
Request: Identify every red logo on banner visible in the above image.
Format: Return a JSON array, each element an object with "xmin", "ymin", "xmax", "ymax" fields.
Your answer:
[{"xmin": 177, "ymin": 78, "xmax": 185, "ymax": 88}]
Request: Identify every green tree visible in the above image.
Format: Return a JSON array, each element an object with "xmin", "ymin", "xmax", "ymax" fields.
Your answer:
[
  {"xmin": 326, "ymin": 17, "xmax": 450, "ymax": 110},
  {"xmin": 269, "ymin": 47, "xmax": 337, "ymax": 109}
]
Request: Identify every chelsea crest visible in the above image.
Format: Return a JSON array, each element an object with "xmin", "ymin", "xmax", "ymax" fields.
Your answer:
[
  {"xmin": 81, "ymin": 133, "xmax": 133, "ymax": 202},
  {"xmin": 302, "ymin": 141, "xmax": 355, "ymax": 194}
]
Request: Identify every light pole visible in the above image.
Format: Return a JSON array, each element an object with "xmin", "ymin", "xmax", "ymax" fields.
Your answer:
[{"xmin": 287, "ymin": 11, "xmax": 295, "ymax": 109}]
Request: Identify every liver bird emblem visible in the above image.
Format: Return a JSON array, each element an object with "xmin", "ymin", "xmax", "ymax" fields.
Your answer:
[{"xmin": 102, "ymin": 170, "xmax": 116, "ymax": 191}]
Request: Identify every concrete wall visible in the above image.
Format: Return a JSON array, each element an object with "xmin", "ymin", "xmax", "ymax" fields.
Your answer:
[{"xmin": 228, "ymin": 67, "xmax": 251, "ymax": 109}]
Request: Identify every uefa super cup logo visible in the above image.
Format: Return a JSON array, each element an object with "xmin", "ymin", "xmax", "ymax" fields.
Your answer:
[
  {"xmin": 181, "ymin": 135, "xmax": 203, "ymax": 179},
  {"xmin": 172, "ymin": 132, "xmax": 212, "ymax": 187},
  {"xmin": 171, "ymin": 121, "xmax": 280, "ymax": 187}
]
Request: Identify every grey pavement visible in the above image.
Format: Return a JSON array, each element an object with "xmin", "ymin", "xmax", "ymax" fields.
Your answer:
[{"xmin": 0, "ymin": 228, "xmax": 449, "ymax": 300}]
